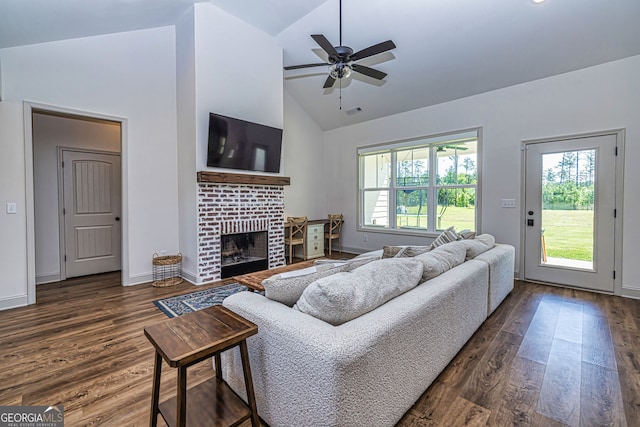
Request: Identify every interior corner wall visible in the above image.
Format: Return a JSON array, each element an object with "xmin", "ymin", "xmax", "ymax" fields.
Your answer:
[
  {"xmin": 0, "ymin": 26, "xmax": 180, "ymax": 300},
  {"xmin": 193, "ymin": 3, "xmax": 284, "ymax": 173},
  {"xmin": 322, "ymin": 55, "xmax": 640, "ymax": 292},
  {"xmin": 283, "ymin": 90, "xmax": 326, "ymax": 219},
  {"xmin": 176, "ymin": 7, "xmax": 198, "ymax": 283}
]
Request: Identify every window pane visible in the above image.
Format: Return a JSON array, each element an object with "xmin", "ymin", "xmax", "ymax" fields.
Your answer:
[
  {"xmin": 436, "ymin": 188, "xmax": 475, "ymax": 231},
  {"xmin": 396, "ymin": 189, "xmax": 427, "ymax": 229},
  {"xmin": 436, "ymin": 140, "xmax": 477, "ymax": 185},
  {"xmin": 363, "ymin": 190, "xmax": 389, "ymax": 227},
  {"xmin": 396, "ymin": 147, "xmax": 429, "ymax": 187},
  {"xmin": 362, "ymin": 153, "xmax": 391, "ymax": 188}
]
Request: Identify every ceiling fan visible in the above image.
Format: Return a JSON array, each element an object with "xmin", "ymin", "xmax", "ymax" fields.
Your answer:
[{"xmin": 284, "ymin": 0, "xmax": 396, "ymax": 89}]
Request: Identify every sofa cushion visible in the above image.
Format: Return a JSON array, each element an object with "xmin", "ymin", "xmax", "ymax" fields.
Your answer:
[
  {"xmin": 263, "ymin": 263, "xmax": 346, "ymax": 306},
  {"xmin": 415, "ymin": 240, "xmax": 466, "ymax": 281},
  {"xmin": 460, "ymin": 233, "xmax": 496, "ymax": 260},
  {"xmin": 293, "ymin": 258, "xmax": 423, "ymax": 325},
  {"xmin": 430, "ymin": 226, "xmax": 461, "ymax": 249}
]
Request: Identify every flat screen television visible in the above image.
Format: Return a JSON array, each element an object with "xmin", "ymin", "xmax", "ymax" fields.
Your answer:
[{"xmin": 207, "ymin": 112, "xmax": 283, "ymax": 173}]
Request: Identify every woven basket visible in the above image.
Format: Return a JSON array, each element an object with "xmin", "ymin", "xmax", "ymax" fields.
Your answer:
[{"xmin": 152, "ymin": 253, "xmax": 183, "ymax": 287}]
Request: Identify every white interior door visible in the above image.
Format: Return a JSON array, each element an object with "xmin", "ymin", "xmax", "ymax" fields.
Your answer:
[
  {"xmin": 63, "ymin": 150, "xmax": 121, "ymax": 278},
  {"xmin": 524, "ymin": 135, "xmax": 617, "ymax": 292}
]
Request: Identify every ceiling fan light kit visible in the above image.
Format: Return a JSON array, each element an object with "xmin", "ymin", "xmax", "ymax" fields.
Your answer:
[{"xmin": 284, "ymin": 0, "xmax": 396, "ymax": 90}]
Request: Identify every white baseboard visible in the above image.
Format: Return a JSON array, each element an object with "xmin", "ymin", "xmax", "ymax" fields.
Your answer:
[
  {"xmin": 622, "ymin": 287, "xmax": 640, "ymax": 300},
  {"xmin": 0, "ymin": 294, "xmax": 28, "ymax": 311},
  {"xmin": 36, "ymin": 273, "xmax": 61, "ymax": 285},
  {"xmin": 125, "ymin": 272, "xmax": 152, "ymax": 286},
  {"xmin": 181, "ymin": 269, "xmax": 197, "ymax": 285}
]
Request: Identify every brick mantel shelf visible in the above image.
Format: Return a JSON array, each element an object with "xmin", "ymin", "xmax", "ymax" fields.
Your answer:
[{"xmin": 197, "ymin": 171, "xmax": 291, "ymax": 186}]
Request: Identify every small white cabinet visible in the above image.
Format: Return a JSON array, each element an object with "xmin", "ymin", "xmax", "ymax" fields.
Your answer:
[{"xmin": 306, "ymin": 224, "xmax": 325, "ymax": 259}]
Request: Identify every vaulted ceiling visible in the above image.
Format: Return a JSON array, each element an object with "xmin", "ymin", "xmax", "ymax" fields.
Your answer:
[{"xmin": 1, "ymin": 0, "xmax": 639, "ymax": 130}]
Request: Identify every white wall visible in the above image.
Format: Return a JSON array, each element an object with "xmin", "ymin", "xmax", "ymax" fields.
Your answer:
[
  {"xmin": 282, "ymin": 90, "xmax": 326, "ymax": 219},
  {"xmin": 0, "ymin": 26, "xmax": 180, "ymax": 305},
  {"xmin": 32, "ymin": 113, "xmax": 121, "ymax": 284},
  {"xmin": 322, "ymin": 55, "xmax": 640, "ymax": 294},
  {"xmin": 193, "ymin": 3, "xmax": 284, "ymax": 172},
  {"xmin": 0, "ymin": 102, "xmax": 28, "ymax": 309},
  {"xmin": 176, "ymin": 3, "xmax": 284, "ymax": 283},
  {"xmin": 176, "ymin": 7, "xmax": 198, "ymax": 283}
]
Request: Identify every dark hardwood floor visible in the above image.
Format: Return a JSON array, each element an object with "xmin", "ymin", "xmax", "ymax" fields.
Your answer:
[{"xmin": 0, "ymin": 270, "xmax": 639, "ymax": 426}]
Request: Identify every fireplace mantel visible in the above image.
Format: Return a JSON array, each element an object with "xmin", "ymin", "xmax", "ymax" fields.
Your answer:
[{"xmin": 197, "ymin": 171, "xmax": 290, "ymax": 186}]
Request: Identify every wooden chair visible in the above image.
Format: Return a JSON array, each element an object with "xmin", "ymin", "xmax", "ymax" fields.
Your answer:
[
  {"xmin": 285, "ymin": 216, "xmax": 308, "ymax": 264},
  {"xmin": 325, "ymin": 214, "xmax": 343, "ymax": 256}
]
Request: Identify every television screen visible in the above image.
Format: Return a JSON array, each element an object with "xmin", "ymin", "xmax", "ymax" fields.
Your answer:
[{"xmin": 207, "ymin": 113, "xmax": 283, "ymax": 173}]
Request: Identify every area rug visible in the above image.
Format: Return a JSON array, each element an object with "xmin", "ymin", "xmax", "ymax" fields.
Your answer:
[{"xmin": 153, "ymin": 282, "xmax": 247, "ymax": 318}]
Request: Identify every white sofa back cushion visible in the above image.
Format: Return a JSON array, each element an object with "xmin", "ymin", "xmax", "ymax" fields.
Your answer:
[
  {"xmin": 263, "ymin": 263, "xmax": 346, "ymax": 306},
  {"xmin": 460, "ymin": 233, "xmax": 496, "ymax": 260},
  {"xmin": 415, "ymin": 241, "xmax": 466, "ymax": 281},
  {"xmin": 293, "ymin": 258, "xmax": 423, "ymax": 326}
]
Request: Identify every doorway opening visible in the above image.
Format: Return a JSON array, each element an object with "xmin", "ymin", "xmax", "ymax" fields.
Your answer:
[{"xmin": 31, "ymin": 108, "xmax": 123, "ymax": 289}]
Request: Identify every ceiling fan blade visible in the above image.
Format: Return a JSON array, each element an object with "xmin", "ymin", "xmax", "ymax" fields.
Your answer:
[
  {"xmin": 284, "ymin": 63, "xmax": 329, "ymax": 70},
  {"xmin": 352, "ymin": 64, "xmax": 387, "ymax": 80},
  {"xmin": 323, "ymin": 75, "xmax": 336, "ymax": 88},
  {"xmin": 351, "ymin": 40, "xmax": 396, "ymax": 61},
  {"xmin": 311, "ymin": 34, "xmax": 339, "ymax": 60}
]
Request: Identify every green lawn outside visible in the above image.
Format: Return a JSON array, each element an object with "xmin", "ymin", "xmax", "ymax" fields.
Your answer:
[
  {"xmin": 542, "ymin": 209, "xmax": 593, "ymax": 261},
  {"xmin": 397, "ymin": 207, "xmax": 593, "ymax": 262},
  {"xmin": 396, "ymin": 205, "xmax": 475, "ymax": 231}
]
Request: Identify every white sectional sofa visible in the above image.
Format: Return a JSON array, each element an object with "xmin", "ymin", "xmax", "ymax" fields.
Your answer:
[{"xmin": 221, "ymin": 237, "xmax": 515, "ymax": 427}]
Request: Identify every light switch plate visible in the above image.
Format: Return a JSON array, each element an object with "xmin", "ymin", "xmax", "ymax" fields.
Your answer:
[
  {"xmin": 6, "ymin": 203, "xmax": 17, "ymax": 214},
  {"xmin": 501, "ymin": 199, "xmax": 516, "ymax": 208}
]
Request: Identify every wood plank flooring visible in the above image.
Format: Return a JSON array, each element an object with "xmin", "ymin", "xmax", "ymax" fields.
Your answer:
[{"xmin": 0, "ymin": 273, "xmax": 639, "ymax": 426}]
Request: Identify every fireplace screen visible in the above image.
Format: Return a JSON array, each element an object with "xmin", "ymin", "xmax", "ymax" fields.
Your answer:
[{"xmin": 220, "ymin": 231, "xmax": 268, "ymax": 278}]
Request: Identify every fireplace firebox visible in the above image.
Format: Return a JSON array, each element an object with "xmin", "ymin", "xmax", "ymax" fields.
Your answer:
[{"xmin": 220, "ymin": 231, "xmax": 268, "ymax": 278}]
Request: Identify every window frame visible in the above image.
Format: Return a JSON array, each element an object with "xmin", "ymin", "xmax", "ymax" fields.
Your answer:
[{"xmin": 357, "ymin": 128, "xmax": 482, "ymax": 237}]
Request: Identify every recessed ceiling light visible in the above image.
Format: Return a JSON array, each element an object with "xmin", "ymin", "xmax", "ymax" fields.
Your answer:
[{"xmin": 533, "ymin": 0, "xmax": 545, "ymax": 3}]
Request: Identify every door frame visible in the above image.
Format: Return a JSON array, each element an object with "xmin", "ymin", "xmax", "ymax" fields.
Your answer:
[
  {"xmin": 23, "ymin": 101, "xmax": 129, "ymax": 305},
  {"xmin": 519, "ymin": 129, "xmax": 625, "ymax": 296},
  {"xmin": 57, "ymin": 147, "xmax": 122, "ymax": 281}
]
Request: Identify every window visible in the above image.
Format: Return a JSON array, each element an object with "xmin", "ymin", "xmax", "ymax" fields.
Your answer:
[{"xmin": 358, "ymin": 129, "xmax": 479, "ymax": 235}]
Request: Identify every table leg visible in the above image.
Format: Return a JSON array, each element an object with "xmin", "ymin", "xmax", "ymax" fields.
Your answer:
[
  {"xmin": 214, "ymin": 353, "xmax": 223, "ymax": 380},
  {"xmin": 239, "ymin": 340, "xmax": 260, "ymax": 427},
  {"xmin": 149, "ymin": 351, "xmax": 162, "ymax": 427},
  {"xmin": 177, "ymin": 366, "xmax": 187, "ymax": 427}
]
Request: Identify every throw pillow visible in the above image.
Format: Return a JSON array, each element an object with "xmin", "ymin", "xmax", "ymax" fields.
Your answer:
[
  {"xmin": 293, "ymin": 258, "xmax": 423, "ymax": 326},
  {"xmin": 382, "ymin": 245, "xmax": 406, "ymax": 258},
  {"xmin": 461, "ymin": 233, "xmax": 496, "ymax": 260},
  {"xmin": 262, "ymin": 263, "xmax": 345, "ymax": 306},
  {"xmin": 414, "ymin": 241, "xmax": 466, "ymax": 281},
  {"xmin": 430, "ymin": 226, "xmax": 461, "ymax": 249},
  {"xmin": 397, "ymin": 246, "xmax": 432, "ymax": 257},
  {"xmin": 458, "ymin": 229, "xmax": 477, "ymax": 239},
  {"xmin": 341, "ymin": 255, "xmax": 382, "ymax": 272}
]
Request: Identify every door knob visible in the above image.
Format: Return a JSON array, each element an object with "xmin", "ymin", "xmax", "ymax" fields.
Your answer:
[{"xmin": 115, "ymin": 217, "xmax": 120, "ymax": 221}]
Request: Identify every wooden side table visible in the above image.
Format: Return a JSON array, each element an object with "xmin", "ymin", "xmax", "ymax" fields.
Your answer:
[{"xmin": 144, "ymin": 305, "xmax": 260, "ymax": 427}]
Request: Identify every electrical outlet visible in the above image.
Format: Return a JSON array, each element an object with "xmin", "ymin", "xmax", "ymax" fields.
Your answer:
[
  {"xmin": 160, "ymin": 250, "xmax": 167, "ymax": 255},
  {"xmin": 501, "ymin": 199, "xmax": 516, "ymax": 208},
  {"xmin": 363, "ymin": 234, "xmax": 368, "ymax": 242},
  {"xmin": 6, "ymin": 203, "xmax": 17, "ymax": 214}
]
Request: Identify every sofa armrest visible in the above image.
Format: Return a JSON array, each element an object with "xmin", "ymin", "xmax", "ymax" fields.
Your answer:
[{"xmin": 473, "ymin": 243, "xmax": 515, "ymax": 314}]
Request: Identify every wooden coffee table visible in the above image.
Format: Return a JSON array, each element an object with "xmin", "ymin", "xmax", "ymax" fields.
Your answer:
[{"xmin": 234, "ymin": 259, "xmax": 327, "ymax": 292}]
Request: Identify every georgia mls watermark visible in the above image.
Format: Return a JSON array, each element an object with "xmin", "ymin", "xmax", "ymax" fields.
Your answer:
[{"xmin": 0, "ymin": 406, "xmax": 64, "ymax": 427}]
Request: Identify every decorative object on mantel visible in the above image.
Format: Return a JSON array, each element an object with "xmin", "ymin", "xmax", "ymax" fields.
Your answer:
[
  {"xmin": 152, "ymin": 253, "xmax": 183, "ymax": 287},
  {"xmin": 197, "ymin": 171, "xmax": 290, "ymax": 186}
]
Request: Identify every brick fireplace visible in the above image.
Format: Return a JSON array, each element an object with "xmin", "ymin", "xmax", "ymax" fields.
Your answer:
[{"xmin": 196, "ymin": 172, "xmax": 289, "ymax": 283}]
